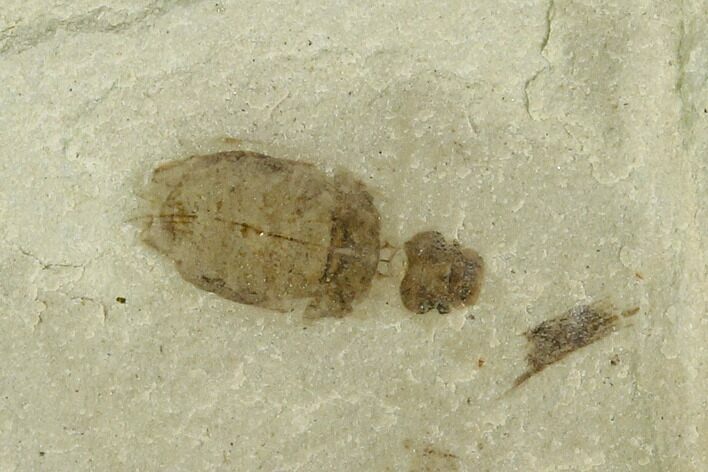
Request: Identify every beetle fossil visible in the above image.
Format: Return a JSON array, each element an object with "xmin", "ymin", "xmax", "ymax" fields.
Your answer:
[
  {"xmin": 139, "ymin": 150, "xmax": 484, "ymax": 318},
  {"xmin": 140, "ymin": 151, "xmax": 380, "ymax": 319}
]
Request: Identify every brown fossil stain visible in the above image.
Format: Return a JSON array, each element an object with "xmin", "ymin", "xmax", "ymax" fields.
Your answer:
[
  {"xmin": 403, "ymin": 440, "xmax": 461, "ymax": 472},
  {"xmin": 139, "ymin": 151, "xmax": 380, "ymax": 319},
  {"xmin": 399, "ymin": 231, "xmax": 484, "ymax": 314},
  {"xmin": 513, "ymin": 301, "xmax": 639, "ymax": 388}
]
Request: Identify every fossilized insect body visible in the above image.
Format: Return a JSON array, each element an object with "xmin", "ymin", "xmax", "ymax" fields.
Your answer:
[
  {"xmin": 140, "ymin": 151, "xmax": 381, "ymax": 319},
  {"xmin": 399, "ymin": 231, "xmax": 484, "ymax": 314},
  {"xmin": 513, "ymin": 301, "xmax": 634, "ymax": 388}
]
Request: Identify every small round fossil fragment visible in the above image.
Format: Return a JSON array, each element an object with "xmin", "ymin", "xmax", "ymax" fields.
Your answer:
[
  {"xmin": 140, "ymin": 151, "xmax": 381, "ymax": 319},
  {"xmin": 399, "ymin": 231, "xmax": 484, "ymax": 314}
]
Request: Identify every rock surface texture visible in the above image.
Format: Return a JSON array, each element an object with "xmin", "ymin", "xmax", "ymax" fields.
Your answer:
[{"xmin": 0, "ymin": 0, "xmax": 705, "ymax": 470}]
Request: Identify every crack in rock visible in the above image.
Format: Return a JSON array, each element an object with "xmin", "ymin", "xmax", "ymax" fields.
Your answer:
[
  {"xmin": 0, "ymin": 0, "xmax": 204, "ymax": 55},
  {"xmin": 524, "ymin": 0, "xmax": 555, "ymax": 120}
]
